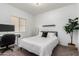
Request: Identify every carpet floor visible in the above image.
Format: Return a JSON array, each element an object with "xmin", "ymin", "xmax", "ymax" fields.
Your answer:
[{"xmin": 0, "ymin": 45, "xmax": 79, "ymax": 56}]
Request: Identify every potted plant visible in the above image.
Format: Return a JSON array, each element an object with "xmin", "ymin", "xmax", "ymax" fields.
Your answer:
[{"xmin": 64, "ymin": 17, "xmax": 79, "ymax": 47}]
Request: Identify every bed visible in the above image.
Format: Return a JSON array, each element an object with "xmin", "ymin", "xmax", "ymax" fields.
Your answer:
[
  {"xmin": 19, "ymin": 25, "xmax": 58, "ymax": 56},
  {"xmin": 19, "ymin": 31, "xmax": 58, "ymax": 56}
]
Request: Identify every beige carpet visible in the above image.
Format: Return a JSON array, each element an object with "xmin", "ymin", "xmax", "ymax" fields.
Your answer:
[{"xmin": 0, "ymin": 45, "xmax": 79, "ymax": 56}]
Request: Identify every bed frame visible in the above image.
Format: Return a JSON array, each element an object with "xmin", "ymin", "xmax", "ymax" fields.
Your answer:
[{"xmin": 41, "ymin": 24, "xmax": 58, "ymax": 37}]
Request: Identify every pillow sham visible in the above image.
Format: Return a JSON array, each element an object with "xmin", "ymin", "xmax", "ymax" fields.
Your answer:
[{"xmin": 47, "ymin": 33, "xmax": 56, "ymax": 38}]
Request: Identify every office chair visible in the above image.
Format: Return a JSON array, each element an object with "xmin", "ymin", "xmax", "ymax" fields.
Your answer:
[{"xmin": 0, "ymin": 34, "xmax": 16, "ymax": 53}]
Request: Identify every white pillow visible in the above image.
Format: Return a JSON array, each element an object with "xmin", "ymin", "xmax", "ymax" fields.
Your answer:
[{"xmin": 47, "ymin": 33, "xmax": 56, "ymax": 38}]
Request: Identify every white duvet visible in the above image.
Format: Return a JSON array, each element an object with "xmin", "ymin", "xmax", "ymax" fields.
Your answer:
[{"xmin": 19, "ymin": 36, "xmax": 58, "ymax": 56}]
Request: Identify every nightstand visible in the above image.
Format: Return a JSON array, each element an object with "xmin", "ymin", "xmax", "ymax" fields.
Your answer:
[{"xmin": 15, "ymin": 34, "xmax": 21, "ymax": 46}]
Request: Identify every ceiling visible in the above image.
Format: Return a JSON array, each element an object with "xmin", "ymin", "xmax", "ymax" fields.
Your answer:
[{"xmin": 9, "ymin": 3, "xmax": 74, "ymax": 15}]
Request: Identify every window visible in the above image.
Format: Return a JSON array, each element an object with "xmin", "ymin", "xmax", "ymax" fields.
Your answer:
[
  {"xmin": 19, "ymin": 18, "xmax": 26, "ymax": 32},
  {"xmin": 11, "ymin": 16, "xmax": 26, "ymax": 32}
]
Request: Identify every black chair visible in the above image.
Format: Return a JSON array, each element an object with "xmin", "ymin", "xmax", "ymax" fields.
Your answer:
[{"xmin": 0, "ymin": 34, "xmax": 16, "ymax": 53}]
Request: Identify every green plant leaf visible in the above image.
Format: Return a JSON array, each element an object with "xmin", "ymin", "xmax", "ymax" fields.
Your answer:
[{"xmin": 64, "ymin": 17, "xmax": 79, "ymax": 33}]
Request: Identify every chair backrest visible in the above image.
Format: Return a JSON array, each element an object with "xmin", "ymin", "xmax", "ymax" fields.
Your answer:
[{"xmin": 1, "ymin": 34, "xmax": 16, "ymax": 47}]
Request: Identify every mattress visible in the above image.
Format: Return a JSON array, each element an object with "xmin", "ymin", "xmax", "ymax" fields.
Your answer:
[{"xmin": 19, "ymin": 36, "xmax": 58, "ymax": 56}]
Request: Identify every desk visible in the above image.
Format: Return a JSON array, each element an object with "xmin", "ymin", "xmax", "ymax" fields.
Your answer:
[
  {"xmin": 15, "ymin": 34, "xmax": 20, "ymax": 46},
  {"xmin": 0, "ymin": 34, "xmax": 3, "ymax": 41},
  {"xmin": 0, "ymin": 34, "xmax": 4, "ymax": 37}
]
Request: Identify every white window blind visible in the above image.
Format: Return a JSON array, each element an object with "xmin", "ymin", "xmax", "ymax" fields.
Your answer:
[{"xmin": 11, "ymin": 16, "xmax": 26, "ymax": 32}]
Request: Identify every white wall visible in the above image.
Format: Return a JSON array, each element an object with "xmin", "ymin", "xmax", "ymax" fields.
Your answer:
[
  {"xmin": 35, "ymin": 4, "xmax": 78, "ymax": 46},
  {"xmin": 77, "ymin": 4, "xmax": 79, "ymax": 47},
  {"xmin": 0, "ymin": 3, "xmax": 78, "ymax": 47},
  {"xmin": 0, "ymin": 3, "xmax": 34, "ymax": 37}
]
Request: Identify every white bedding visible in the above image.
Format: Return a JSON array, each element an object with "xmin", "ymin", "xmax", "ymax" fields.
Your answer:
[{"xmin": 19, "ymin": 35, "xmax": 58, "ymax": 56}]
